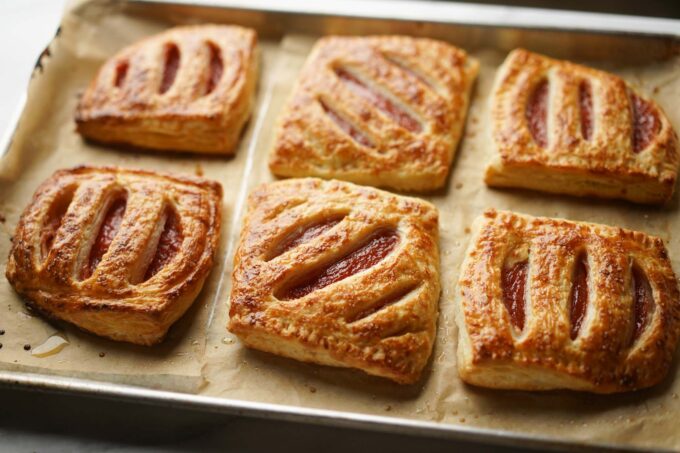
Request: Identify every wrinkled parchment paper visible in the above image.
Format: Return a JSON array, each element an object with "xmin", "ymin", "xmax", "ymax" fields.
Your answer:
[
  {"xmin": 1, "ymin": 0, "xmax": 679, "ymax": 449},
  {"xmin": 0, "ymin": 1, "xmax": 280, "ymax": 392}
]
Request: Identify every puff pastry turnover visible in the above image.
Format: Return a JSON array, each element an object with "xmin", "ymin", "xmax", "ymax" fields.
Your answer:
[
  {"xmin": 76, "ymin": 25, "xmax": 258, "ymax": 154},
  {"xmin": 269, "ymin": 36, "xmax": 479, "ymax": 191},
  {"xmin": 455, "ymin": 209, "xmax": 680, "ymax": 393},
  {"xmin": 228, "ymin": 178, "xmax": 440, "ymax": 384},
  {"xmin": 5, "ymin": 166, "xmax": 222, "ymax": 345},
  {"xmin": 485, "ymin": 49, "xmax": 679, "ymax": 204}
]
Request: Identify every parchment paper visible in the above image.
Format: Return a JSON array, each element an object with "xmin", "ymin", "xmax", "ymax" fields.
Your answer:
[
  {"xmin": 0, "ymin": 1, "xmax": 281, "ymax": 392},
  {"xmin": 1, "ymin": 0, "xmax": 679, "ymax": 449}
]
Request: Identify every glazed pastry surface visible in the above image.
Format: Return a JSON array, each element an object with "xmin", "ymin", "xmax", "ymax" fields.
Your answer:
[
  {"xmin": 228, "ymin": 178, "xmax": 441, "ymax": 384},
  {"xmin": 485, "ymin": 49, "xmax": 679, "ymax": 204},
  {"xmin": 269, "ymin": 36, "xmax": 479, "ymax": 191},
  {"xmin": 76, "ymin": 25, "xmax": 258, "ymax": 154},
  {"xmin": 6, "ymin": 166, "xmax": 222, "ymax": 345},
  {"xmin": 455, "ymin": 209, "xmax": 680, "ymax": 393}
]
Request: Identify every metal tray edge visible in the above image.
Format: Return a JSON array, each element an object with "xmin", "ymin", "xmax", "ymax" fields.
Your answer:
[
  {"xmin": 1, "ymin": 1, "xmax": 679, "ymax": 451},
  {"xmin": 0, "ymin": 370, "xmax": 657, "ymax": 452},
  {"xmin": 135, "ymin": 0, "xmax": 680, "ymax": 37}
]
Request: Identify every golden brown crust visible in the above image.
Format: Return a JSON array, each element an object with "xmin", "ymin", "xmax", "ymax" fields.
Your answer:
[
  {"xmin": 485, "ymin": 49, "xmax": 679, "ymax": 204},
  {"xmin": 75, "ymin": 25, "xmax": 258, "ymax": 154},
  {"xmin": 5, "ymin": 166, "xmax": 222, "ymax": 345},
  {"xmin": 228, "ymin": 178, "xmax": 440, "ymax": 384},
  {"xmin": 269, "ymin": 36, "xmax": 478, "ymax": 191},
  {"xmin": 455, "ymin": 209, "xmax": 680, "ymax": 393}
]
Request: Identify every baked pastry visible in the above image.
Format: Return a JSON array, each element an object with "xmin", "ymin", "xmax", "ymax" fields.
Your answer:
[
  {"xmin": 75, "ymin": 25, "xmax": 258, "ymax": 154},
  {"xmin": 269, "ymin": 36, "xmax": 478, "ymax": 191},
  {"xmin": 455, "ymin": 209, "xmax": 680, "ymax": 393},
  {"xmin": 228, "ymin": 178, "xmax": 440, "ymax": 383},
  {"xmin": 485, "ymin": 49, "xmax": 679, "ymax": 204},
  {"xmin": 5, "ymin": 166, "xmax": 222, "ymax": 345}
]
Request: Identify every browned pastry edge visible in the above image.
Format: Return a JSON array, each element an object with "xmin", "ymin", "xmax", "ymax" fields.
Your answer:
[
  {"xmin": 75, "ymin": 25, "xmax": 259, "ymax": 154},
  {"xmin": 486, "ymin": 48, "xmax": 680, "ymax": 204},
  {"xmin": 5, "ymin": 165, "xmax": 223, "ymax": 345},
  {"xmin": 455, "ymin": 209, "xmax": 680, "ymax": 393},
  {"xmin": 228, "ymin": 177, "xmax": 441, "ymax": 384},
  {"xmin": 269, "ymin": 35, "xmax": 479, "ymax": 191}
]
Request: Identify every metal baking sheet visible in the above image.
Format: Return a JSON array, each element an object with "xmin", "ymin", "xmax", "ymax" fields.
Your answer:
[{"xmin": 0, "ymin": 0, "xmax": 679, "ymax": 451}]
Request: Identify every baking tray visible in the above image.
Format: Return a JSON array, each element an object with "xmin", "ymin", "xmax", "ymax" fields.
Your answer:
[{"xmin": 0, "ymin": 0, "xmax": 679, "ymax": 451}]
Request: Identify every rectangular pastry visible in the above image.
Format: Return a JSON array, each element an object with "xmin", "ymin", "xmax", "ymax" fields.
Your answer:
[
  {"xmin": 455, "ymin": 209, "xmax": 680, "ymax": 393},
  {"xmin": 269, "ymin": 36, "xmax": 478, "ymax": 191},
  {"xmin": 5, "ymin": 166, "xmax": 222, "ymax": 345},
  {"xmin": 76, "ymin": 25, "xmax": 258, "ymax": 154},
  {"xmin": 485, "ymin": 49, "xmax": 679, "ymax": 204},
  {"xmin": 228, "ymin": 178, "xmax": 440, "ymax": 384}
]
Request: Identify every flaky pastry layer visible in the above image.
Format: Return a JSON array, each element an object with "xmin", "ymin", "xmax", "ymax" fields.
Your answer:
[
  {"xmin": 76, "ymin": 25, "xmax": 258, "ymax": 154},
  {"xmin": 269, "ymin": 36, "xmax": 478, "ymax": 191},
  {"xmin": 486, "ymin": 49, "xmax": 679, "ymax": 204},
  {"xmin": 455, "ymin": 209, "xmax": 680, "ymax": 393},
  {"xmin": 228, "ymin": 178, "xmax": 440, "ymax": 384},
  {"xmin": 6, "ymin": 166, "xmax": 222, "ymax": 345}
]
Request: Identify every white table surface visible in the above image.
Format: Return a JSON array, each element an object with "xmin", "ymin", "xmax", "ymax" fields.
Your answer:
[{"xmin": 0, "ymin": 0, "xmax": 65, "ymax": 143}]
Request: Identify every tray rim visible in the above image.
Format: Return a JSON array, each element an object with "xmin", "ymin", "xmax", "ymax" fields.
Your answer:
[
  {"xmin": 1, "ymin": 0, "xmax": 679, "ymax": 451},
  {"xmin": 0, "ymin": 370, "xmax": 657, "ymax": 452},
  {"xmin": 138, "ymin": 0, "xmax": 680, "ymax": 37}
]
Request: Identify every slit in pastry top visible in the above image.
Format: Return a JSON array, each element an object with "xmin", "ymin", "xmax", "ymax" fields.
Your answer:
[
  {"xmin": 501, "ymin": 258, "xmax": 528, "ymax": 332},
  {"xmin": 579, "ymin": 81, "xmax": 593, "ymax": 141},
  {"xmin": 568, "ymin": 251, "xmax": 589, "ymax": 340},
  {"xmin": 40, "ymin": 187, "xmax": 75, "ymax": 262},
  {"xmin": 630, "ymin": 93, "xmax": 660, "ymax": 153},
  {"xmin": 381, "ymin": 53, "xmax": 436, "ymax": 91},
  {"xmin": 334, "ymin": 66, "xmax": 422, "ymax": 133},
  {"xmin": 631, "ymin": 264, "xmax": 654, "ymax": 345},
  {"xmin": 143, "ymin": 206, "xmax": 183, "ymax": 281},
  {"xmin": 526, "ymin": 79, "xmax": 549, "ymax": 148},
  {"xmin": 319, "ymin": 98, "xmax": 374, "ymax": 148},
  {"xmin": 80, "ymin": 196, "xmax": 127, "ymax": 280},
  {"xmin": 267, "ymin": 214, "xmax": 345, "ymax": 261},
  {"xmin": 114, "ymin": 60, "xmax": 129, "ymax": 88},
  {"xmin": 347, "ymin": 283, "xmax": 419, "ymax": 323},
  {"xmin": 276, "ymin": 228, "xmax": 400, "ymax": 301},
  {"xmin": 204, "ymin": 41, "xmax": 223, "ymax": 96},
  {"xmin": 159, "ymin": 43, "xmax": 180, "ymax": 94}
]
